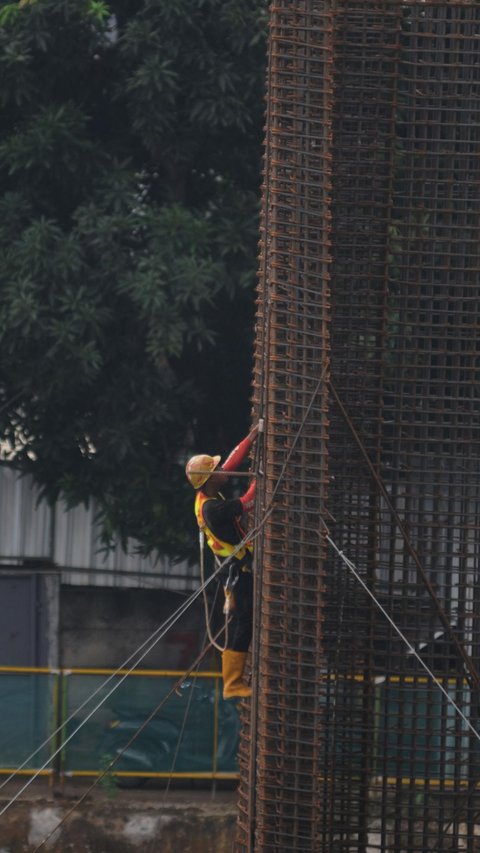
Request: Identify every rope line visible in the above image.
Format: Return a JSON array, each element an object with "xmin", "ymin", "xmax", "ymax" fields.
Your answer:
[
  {"xmin": 0, "ymin": 500, "xmax": 273, "ymax": 818},
  {"xmin": 329, "ymin": 379, "xmax": 480, "ymax": 692},
  {"xmin": 199, "ymin": 529, "xmax": 228, "ymax": 652},
  {"xmin": 162, "ymin": 603, "xmax": 218, "ymax": 802},
  {"xmin": 0, "ymin": 561, "xmax": 226, "ymax": 816},
  {"xmin": 25, "ymin": 503, "xmax": 277, "ymax": 847},
  {"xmin": 31, "ymin": 626, "xmax": 226, "ymax": 853},
  {"xmin": 0, "ymin": 571, "xmax": 220, "ymax": 792},
  {"xmin": 323, "ymin": 526, "xmax": 480, "ymax": 745},
  {"xmin": 4, "ymin": 363, "xmax": 475, "ymax": 846}
]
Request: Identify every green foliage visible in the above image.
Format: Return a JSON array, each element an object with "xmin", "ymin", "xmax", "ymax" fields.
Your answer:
[
  {"xmin": 0, "ymin": 0, "xmax": 266, "ymax": 557},
  {"xmin": 0, "ymin": 5, "xmax": 20, "ymax": 27}
]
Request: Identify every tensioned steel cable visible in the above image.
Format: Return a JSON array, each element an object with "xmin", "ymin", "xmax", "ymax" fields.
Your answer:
[
  {"xmin": 249, "ymin": 361, "xmax": 480, "ymax": 814},
  {"xmin": 28, "ymin": 392, "xmax": 325, "ymax": 850},
  {"xmin": 0, "ymin": 563, "xmax": 223, "ymax": 795},
  {"xmin": 0, "ymin": 581, "xmax": 215, "ymax": 816},
  {"xmin": 0, "ymin": 500, "xmax": 273, "ymax": 818},
  {"xmin": 0, "ymin": 391, "xmax": 313, "ymax": 827},
  {"xmin": 1, "ymin": 471, "xmax": 262, "ymax": 790},
  {"xmin": 35, "ymin": 529, "xmax": 480, "ymax": 853},
  {"xmin": 245, "ymin": 367, "xmax": 480, "ymax": 848},
  {"xmin": 329, "ymin": 379, "xmax": 480, "ymax": 692},
  {"xmin": 322, "ymin": 525, "xmax": 480, "ymax": 746},
  {"xmin": 263, "ymin": 372, "xmax": 480, "ymax": 729},
  {"xmin": 30, "ymin": 495, "xmax": 277, "ymax": 848},
  {"xmin": 0, "ymin": 574, "xmax": 216, "ymax": 791},
  {"xmin": 9, "ymin": 368, "xmax": 479, "ymax": 845},
  {"xmin": 251, "ymin": 358, "xmax": 480, "ymax": 719},
  {"xmin": 8, "ymin": 378, "xmax": 473, "ymax": 841},
  {"xmin": 163, "ymin": 583, "xmax": 222, "ymax": 802},
  {"xmin": 0, "ymin": 560, "xmax": 235, "ymax": 810},
  {"xmin": 31, "ymin": 624, "xmax": 227, "ymax": 853}
]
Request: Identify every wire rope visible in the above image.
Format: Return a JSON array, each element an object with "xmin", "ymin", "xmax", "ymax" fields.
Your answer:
[
  {"xmin": 322, "ymin": 525, "xmax": 480, "ymax": 745},
  {"xmin": 246, "ymin": 367, "xmax": 480, "ymax": 801},
  {"xmin": 0, "ymin": 503, "xmax": 273, "ymax": 818},
  {"xmin": 19, "ymin": 505, "xmax": 276, "ymax": 846},
  {"xmin": 162, "ymin": 614, "xmax": 216, "ymax": 802},
  {"xmin": 31, "ymin": 625, "xmax": 227, "ymax": 853},
  {"xmin": 244, "ymin": 364, "xmax": 480, "ymax": 840},
  {"xmin": 7, "ymin": 364, "xmax": 474, "ymax": 843},
  {"xmin": 6, "ymin": 402, "xmax": 475, "ymax": 849},
  {"xmin": 0, "ymin": 560, "xmax": 226, "ymax": 816},
  {"xmin": 329, "ymin": 379, "xmax": 480, "ymax": 692},
  {"xmin": 0, "ymin": 571, "xmax": 219, "ymax": 791},
  {"xmin": 163, "ymin": 584, "xmax": 222, "ymax": 805}
]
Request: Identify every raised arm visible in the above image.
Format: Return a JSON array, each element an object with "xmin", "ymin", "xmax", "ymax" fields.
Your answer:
[
  {"xmin": 239, "ymin": 479, "xmax": 256, "ymax": 512},
  {"xmin": 222, "ymin": 424, "xmax": 259, "ymax": 473}
]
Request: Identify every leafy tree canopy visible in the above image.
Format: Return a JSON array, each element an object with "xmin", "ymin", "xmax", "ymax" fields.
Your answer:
[{"xmin": 0, "ymin": 0, "xmax": 266, "ymax": 558}]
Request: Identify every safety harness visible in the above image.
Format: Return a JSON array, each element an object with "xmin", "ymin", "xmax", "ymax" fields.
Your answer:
[
  {"xmin": 195, "ymin": 490, "xmax": 253, "ymax": 652},
  {"xmin": 195, "ymin": 491, "xmax": 253, "ymax": 561}
]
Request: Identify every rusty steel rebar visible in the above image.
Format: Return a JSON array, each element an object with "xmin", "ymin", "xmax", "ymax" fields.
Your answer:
[
  {"xmin": 238, "ymin": 1, "xmax": 480, "ymax": 851},
  {"xmin": 236, "ymin": 2, "xmax": 334, "ymax": 850}
]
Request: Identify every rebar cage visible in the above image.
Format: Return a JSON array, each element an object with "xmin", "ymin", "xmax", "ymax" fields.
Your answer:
[{"xmin": 238, "ymin": 2, "xmax": 480, "ymax": 850}]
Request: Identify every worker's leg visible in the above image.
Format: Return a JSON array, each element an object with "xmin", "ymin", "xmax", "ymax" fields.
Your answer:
[
  {"xmin": 222, "ymin": 569, "xmax": 253, "ymax": 699},
  {"xmin": 229, "ymin": 569, "xmax": 253, "ymax": 652}
]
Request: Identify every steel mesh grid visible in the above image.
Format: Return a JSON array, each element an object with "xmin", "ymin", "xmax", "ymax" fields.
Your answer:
[
  {"xmin": 328, "ymin": 2, "xmax": 480, "ymax": 849},
  {"xmin": 236, "ymin": 1, "xmax": 333, "ymax": 850},
  {"xmin": 328, "ymin": 2, "xmax": 480, "ymax": 850},
  {"xmin": 238, "ymin": 1, "xmax": 480, "ymax": 851}
]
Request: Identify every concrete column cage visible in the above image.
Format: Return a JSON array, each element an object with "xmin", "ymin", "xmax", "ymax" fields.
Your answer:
[{"xmin": 238, "ymin": 2, "xmax": 480, "ymax": 851}]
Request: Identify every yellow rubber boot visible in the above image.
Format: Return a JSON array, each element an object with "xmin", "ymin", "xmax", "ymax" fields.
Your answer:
[{"xmin": 222, "ymin": 650, "xmax": 252, "ymax": 699}]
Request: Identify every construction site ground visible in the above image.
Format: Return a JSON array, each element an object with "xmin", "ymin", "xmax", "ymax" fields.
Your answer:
[{"xmin": 0, "ymin": 777, "xmax": 237, "ymax": 852}]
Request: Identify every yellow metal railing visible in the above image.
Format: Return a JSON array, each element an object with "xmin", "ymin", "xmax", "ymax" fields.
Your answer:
[
  {"xmin": 0, "ymin": 666, "xmax": 240, "ymax": 781},
  {"xmin": 1, "ymin": 666, "xmax": 469, "ymax": 786}
]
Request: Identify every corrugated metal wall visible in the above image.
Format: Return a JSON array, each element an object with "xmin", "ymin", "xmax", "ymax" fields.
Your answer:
[{"xmin": 0, "ymin": 465, "xmax": 196, "ymax": 590}]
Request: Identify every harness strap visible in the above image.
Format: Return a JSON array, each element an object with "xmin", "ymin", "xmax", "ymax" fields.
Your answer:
[
  {"xmin": 195, "ymin": 491, "xmax": 253, "ymax": 561},
  {"xmin": 199, "ymin": 529, "xmax": 229, "ymax": 653}
]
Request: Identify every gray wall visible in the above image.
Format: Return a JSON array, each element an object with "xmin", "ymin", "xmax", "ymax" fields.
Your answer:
[
  {"xmin": 60, "ymin": 586, "xmax": 216, "ymax": 671},
  {"xmin": 0, "ymin": 465, "xmax": 197, "ymax": 590}
]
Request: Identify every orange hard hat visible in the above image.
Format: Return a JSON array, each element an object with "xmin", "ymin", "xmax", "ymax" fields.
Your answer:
[{"xmin": 185, "ymin": 454, "xmax": 221, "ymax": 489}]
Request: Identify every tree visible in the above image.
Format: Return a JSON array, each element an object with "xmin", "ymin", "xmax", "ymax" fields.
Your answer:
[{"xmin": 0, "ymin": 0, "xmax": 266, "ymax": 557}]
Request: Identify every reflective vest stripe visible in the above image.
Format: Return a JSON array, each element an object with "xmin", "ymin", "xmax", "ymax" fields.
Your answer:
[{"xmin": 194, "ymin": 491, "xmax": 252, "ymax": 561}]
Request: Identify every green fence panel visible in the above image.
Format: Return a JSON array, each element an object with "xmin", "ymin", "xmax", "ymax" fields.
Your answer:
[
  {"xmin": 0, "ymin": 671, "xmax": 57, "ymax": 771},
  {"xmin": 1, "ymin": 668, "xmax": 474, "ymax": 785},
  {"xmin": 62, "ymin": 672, "xmax": 240, "ymax": 776}
]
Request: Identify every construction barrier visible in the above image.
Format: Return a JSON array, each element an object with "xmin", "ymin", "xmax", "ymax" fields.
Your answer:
[
  {"xmin": 1, "ymin": 667, "xmax": 476, "ymax": 790},
  {"xmin": 0, "ymin": 667, "xmax": 56, "ymax": 776},
  {"xmin": 61, "ymin": 668, "xmax": 240, "ymax": 780},
  {"xmin": 0, "ymin": 666, "xmax": 240, "ymax": 781}
]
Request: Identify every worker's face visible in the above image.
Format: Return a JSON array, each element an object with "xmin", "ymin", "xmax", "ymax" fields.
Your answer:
[{"xmin": 209, "ymin": 470, "xmax": 228, "ymax": 491}]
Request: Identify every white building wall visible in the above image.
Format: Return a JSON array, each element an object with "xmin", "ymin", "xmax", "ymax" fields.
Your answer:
[
  {"xmin": 0, "ymin": 465, "xmax": 198, "ymax": 591},
  {"xmin": 0, "ymin": 466, "xmax": 52, "ymax": 560}
]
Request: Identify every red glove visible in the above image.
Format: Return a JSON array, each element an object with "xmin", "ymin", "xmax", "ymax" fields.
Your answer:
[
  {"xmin": 222, "ymin": 435, "xmax": 253, "ymax": 472},
  {"xmin": 240, "ymin": 480, "xmax": 256, "ymax": 512}
]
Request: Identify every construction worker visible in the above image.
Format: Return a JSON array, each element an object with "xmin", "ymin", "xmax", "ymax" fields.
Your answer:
[{"xmin": 185, "ymin": 425, "xmax": 258, "ymax": 699}]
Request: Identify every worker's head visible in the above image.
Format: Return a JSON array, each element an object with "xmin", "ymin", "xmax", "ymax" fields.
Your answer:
[{"xmin": 185, "ymin": 454, "xmax": 221, "ymax": 489}]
